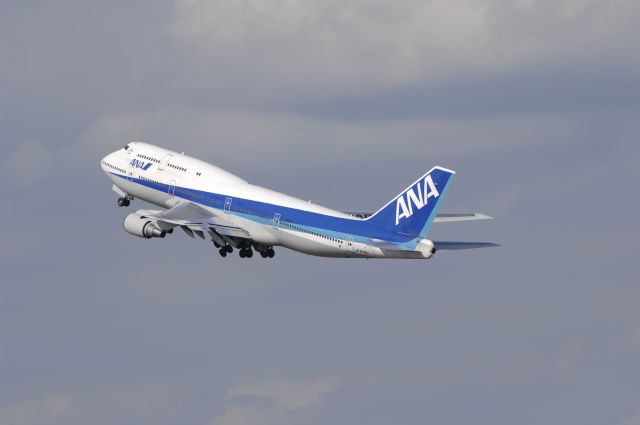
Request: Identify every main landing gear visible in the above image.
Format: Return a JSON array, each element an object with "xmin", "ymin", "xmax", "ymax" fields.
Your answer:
[
  {"xmin": 117, "ymin": 197, "xmax": 131, "ymax": 207},
  {"xmin": 241, "ymin": 247, "xmax": 275, "ymax": 259},
  {"xmin": 214, "ymin": 240, "xmax": 275, "ymax": 259},
  {"xmin": 217, "ymin": 244, "xmax": 275, "ymax": 259},
  {"xmin": 260, "ymin": 248, "xmax": 275, "ymax": 258},
  {"xmin": 218, "ymin": 245, "xmax": 233, "ymax": 257},
  {"xmin": 239, "ymin": 248, "xmax": 253, "ymax": 258}
]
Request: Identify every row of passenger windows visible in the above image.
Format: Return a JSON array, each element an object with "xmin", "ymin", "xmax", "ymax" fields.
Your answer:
[
  {"xmin": 140, "ymin": 176, "xmax": 162, "ymax": 185},
  {"xmin": 176, "ymin": 187, "xmax": 204, "ymax": 199},
  {"xmin": 168, "ymin": 163, "xmax": 187, "ymax": 172},
  {"xmin": 235, "ymin": 206, "xmax": 268, "ymax": 219},
  {"xmin": 137, "ymin": 153, "xmax": 160, "ymax": 163},
  {"xmin": 102, "ymin": 161, "xmax": 126, "ymax": 174},
  {"xmin": 281, "ymin": 221, "xmax": 343, "ymax": 244},
  {"xmin": 226, "ymin": 204, "xmax": 343, "ymax": 244}
]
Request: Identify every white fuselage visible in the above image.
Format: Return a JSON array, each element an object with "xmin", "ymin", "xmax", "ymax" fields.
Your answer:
[{"xmin": 101, "ymin": 142, "xmax": 430, "ymax": 259}]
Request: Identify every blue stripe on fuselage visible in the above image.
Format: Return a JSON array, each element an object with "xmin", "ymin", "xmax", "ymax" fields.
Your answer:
[{"xmin": 111, "ymin": 173, "xmax": 415, "ymax": 243}]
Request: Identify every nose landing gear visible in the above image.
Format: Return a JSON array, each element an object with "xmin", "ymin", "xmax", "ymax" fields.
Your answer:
[{"xmin": 117, "ymin": 197, "xmax": 131, "ymax": 207}]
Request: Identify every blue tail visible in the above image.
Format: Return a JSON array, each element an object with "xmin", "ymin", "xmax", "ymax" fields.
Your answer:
[{"xmin": 366, "ymin": 166, "xmax": 455, "ymax": 237}]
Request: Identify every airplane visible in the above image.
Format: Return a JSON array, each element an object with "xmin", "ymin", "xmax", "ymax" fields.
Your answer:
[{"xmin": 100, "ymin": 142, "xmax": 498, "ymax": 259}]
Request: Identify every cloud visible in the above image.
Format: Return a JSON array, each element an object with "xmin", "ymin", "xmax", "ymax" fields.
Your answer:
[
  {"xmin": 171, "ymin": 0, "xmax": 487, "ymax": 86},
  {"xmin": 2, "ymin": 141, "xmax": 54, "ymax": 186},
  {"xmin": 625, "ymin": 327, "xmax": 640, "ymax": 346},
  {"xmin": 212, "ymin": 378, "xmax": 342, "ymax": 425},
  {"xmin": 170, "ymin": 0, "xmax": 640, "ymax": 92},
  {"xmin": 554, "ymin": 339, "xmax": 584, "ymax": 379},
  {"xmin": 82, "ymin": 108, "xmax": 569, "ymax": 165},
  {"xmin": 228, "ymin": 378, "xmax": 342, "ymax": 410},
  {"xmin": 0, "ymin": 386, "xmax": 181, "ymax": 425},
  {"xmin": 616, "ymin": 413, "xmax": 640, "ymax": 425},
  {"xmin": 0, "ymin": 393, "xmax": 73, "ymax": 425},
  {"xmin": 1, "ymin": 1, "xmax": 640, "ymax": 425}
]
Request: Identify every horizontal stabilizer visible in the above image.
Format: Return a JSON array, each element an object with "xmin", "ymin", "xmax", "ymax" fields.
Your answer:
[
  {"xmin": 343, "ymin": 212, "xmax": 493, "ymax": 223},
  {"xmin": 433, "ymin": 213, "xmax": 493, "ymax": 223},
  {"xmin": 434, "ymin": 241, "xmax": 500, "ymax": 251}
]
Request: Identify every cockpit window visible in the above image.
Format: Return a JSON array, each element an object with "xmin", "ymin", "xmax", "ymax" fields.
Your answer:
[{"xmin": 123, "ymin": 144, "xmax": 130, "ymax": 150}]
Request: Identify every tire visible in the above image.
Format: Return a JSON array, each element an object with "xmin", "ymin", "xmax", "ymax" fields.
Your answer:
[{"xmin": 219, "ymin": 249, "xmax": 227, "ymax": 257}]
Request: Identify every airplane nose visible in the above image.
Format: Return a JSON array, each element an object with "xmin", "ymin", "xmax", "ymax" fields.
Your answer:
[
  {"xmin": 100, "ymin": 154, "xmax": 109, "ymax": 172},
  {"xmin": 100, "ymin": 152, "xmax": 117, "ymax": 172}
]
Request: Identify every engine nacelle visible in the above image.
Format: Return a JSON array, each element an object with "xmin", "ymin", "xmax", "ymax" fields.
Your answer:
[
  {"xmin": 123, "ymin": 213, "xmax": 166, "ymax": 239},
  {"xmin": 416, "ymin": 239, "xmax": 436, "ymax": 259}
]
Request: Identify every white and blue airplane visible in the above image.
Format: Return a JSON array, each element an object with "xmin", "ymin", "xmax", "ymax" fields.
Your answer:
[{"xmin": 101, "ymin": 142, "xmax": 497, "ymax": 259}]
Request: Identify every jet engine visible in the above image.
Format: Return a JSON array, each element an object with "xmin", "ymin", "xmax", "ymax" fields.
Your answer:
[
  {"xmin": 123, "ymin": 213, "xmax": 166, "ymax": 239},
  {"xmin": 416, "ymin": 239, "xmax": 436, "ymax": 259}
]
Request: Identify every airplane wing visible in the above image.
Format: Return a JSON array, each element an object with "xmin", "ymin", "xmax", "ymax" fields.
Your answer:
[
  {"xmin": 342, "ymin": 211, "xmax": 493, "ymax": 223},
  {"xmin": 434, "ymin": 241, "xmax": 500, "ymax": 250},
  {"xmin": 138, "ymin": 202, "xmax": 250, "ymax": 238}
]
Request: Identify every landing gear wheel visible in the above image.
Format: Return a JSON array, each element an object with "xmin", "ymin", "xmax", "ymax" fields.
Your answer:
[
  {"xmin": 245, "ymin": 249, "xmax": 253, "ymax": 258},
  {"xmin": 225, "ymin": 245, "xmax": 233, "ymax": 254},
  {"xmin": 239, "ymin": 250, "xmax": 246, "ymax": 258},
  {"xmin": 219, "ymin": 249, "xmax": 227, "ymax": 257},
  {"xmin": 260, "ymin": 251, "xmax": 268, "ymax": 258},
  {"xmin": 117, "ymin": 198, "xmax": 130, "ymax": 207},
  {"xmin": 267, "ymin": 248, "xmax": 275, "ymax": 258}
]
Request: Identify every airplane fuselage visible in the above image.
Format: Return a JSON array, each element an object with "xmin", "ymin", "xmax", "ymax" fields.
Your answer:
[{"xmin": 101, "ymin": 142, "xmax": 436, "ymax": 259}]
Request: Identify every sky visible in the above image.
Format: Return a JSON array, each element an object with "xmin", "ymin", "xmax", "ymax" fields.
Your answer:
[{"xmin": 1, "ymin": 0, "xmax": 639, "ymax": 424}]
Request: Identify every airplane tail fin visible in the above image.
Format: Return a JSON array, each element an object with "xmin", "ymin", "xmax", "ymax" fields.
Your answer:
[{"xmin": 366, "ymin": 166, "xmax": 455, "ymax": 238}]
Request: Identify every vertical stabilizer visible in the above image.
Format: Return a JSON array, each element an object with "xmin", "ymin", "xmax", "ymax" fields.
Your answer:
[{"xmin": 366, "ymin": 167, "xmax": 455, "ymax": 238}]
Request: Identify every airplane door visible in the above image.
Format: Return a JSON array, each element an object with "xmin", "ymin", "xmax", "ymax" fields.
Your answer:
[
  {"xmin": 168, "ymin": 180, "xmax": 176, "ymax": 196},
  {"xmin": 159, "ymin": 154, "xmax": 173, "ymax": 171},
  {"xmin": 224, "ymin": 197, "xmax": 232, "ymax": 213},
  {"xmin": 346, "ymin": 236, "xmax": 355, "ymax": 252},
  {"xmin": 273, "ymin": 213, "xmax": 281, "ymax": 229}
]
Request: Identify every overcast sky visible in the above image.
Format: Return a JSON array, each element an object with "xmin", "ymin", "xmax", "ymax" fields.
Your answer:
[{"xmin": 1, "ymin": 1, "xmax": 639, "ymax": 424}]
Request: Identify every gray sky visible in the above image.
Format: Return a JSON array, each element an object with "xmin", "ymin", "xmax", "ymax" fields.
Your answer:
[{"xmin": 1, "ymin": 1, "xmax": 639, "ymax": 424}]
